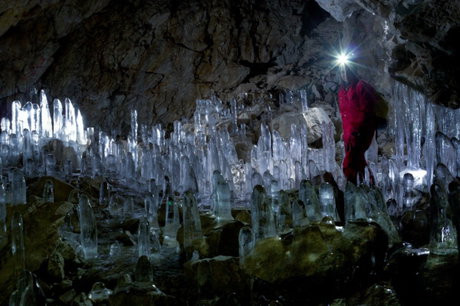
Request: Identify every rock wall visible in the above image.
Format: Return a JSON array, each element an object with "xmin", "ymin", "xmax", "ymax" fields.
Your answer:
[
  {"xmin": 0, "ymin": 0, "xmax": 331, "ymax": 133},
  {"xmin": 0, "ymin": 0, "xmax": 458, "ymax": 134}
]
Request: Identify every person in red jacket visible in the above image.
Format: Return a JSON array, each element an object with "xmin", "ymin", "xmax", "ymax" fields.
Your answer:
[{"xmin": 337, "ymin": 61, "xmax": 387, "ymax": 184}]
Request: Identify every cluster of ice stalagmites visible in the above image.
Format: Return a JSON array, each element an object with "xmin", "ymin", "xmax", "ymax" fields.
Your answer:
[{"xmin": 1, "ymin": 83, "xmax": 460, "ymax": 303}]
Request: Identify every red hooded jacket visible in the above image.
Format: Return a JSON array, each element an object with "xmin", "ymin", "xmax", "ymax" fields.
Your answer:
[{"xmin": 338, "ymin": 80, "xmax": 378, "ymax": 184}]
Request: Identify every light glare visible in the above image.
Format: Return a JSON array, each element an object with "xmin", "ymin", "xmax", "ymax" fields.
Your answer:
[{"xmin": 336, "ymin": 53, "xmax": 350, "ymax": 66}]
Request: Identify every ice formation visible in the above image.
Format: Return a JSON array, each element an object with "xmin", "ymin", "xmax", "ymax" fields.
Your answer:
[{"xmin": 0, "ymin": 82, "xmax": 459, "ymax": 264}]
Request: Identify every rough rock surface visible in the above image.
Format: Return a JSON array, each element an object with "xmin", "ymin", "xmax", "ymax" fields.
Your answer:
[
  {"xmin": 0, "ymin": 0, "xmax": 331, "ymax": 133},
  {"xmin": 243, "ymin": 221, "xmax": 388, "ymax": 283},
  {"xmin": 316, "ymin": 0, "xmax": 460, "ymax": 109},
  {"xmin": 1, "ymin": 0, "xmax": 456, "ymax": 135}
]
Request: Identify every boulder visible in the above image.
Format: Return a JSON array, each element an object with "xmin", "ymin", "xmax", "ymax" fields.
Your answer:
[
  {"xmin": 242, "ymin": 222, "xmax": 388, "ymax": 283},
  {"xmin": 109, "ymin": 282, "xmax": 175, "ymax": 306},
  {"xmin": 270, "ymin": 107, "xmax": 334, "ymax": 145},
  {"xmin": 184, "ymin": 255, "xmax": 247, "ymax": 297}
]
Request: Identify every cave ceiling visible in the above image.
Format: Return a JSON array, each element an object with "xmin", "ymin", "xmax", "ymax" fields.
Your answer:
[{"xmin": 0, "ymin": 0, "xmax": 458, "ymax": 134}]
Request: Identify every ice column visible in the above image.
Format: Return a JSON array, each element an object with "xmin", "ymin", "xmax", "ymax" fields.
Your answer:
[{"xmin": 78, "ymin": 194, "xmax": 98, "ymax": 259}]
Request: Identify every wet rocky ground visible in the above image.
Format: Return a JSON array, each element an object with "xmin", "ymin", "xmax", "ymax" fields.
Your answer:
[{"xmin": 1, "ymin": 175, "xmax": 460, "ymax": 305}]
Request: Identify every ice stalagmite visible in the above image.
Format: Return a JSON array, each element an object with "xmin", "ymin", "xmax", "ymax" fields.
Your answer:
[
  {"xmin": 11, "ymin": 212, "xmax": 26, "ymax": 273},
  {"xmin": 344, "ymin": 183, "xmax": 368, "ymax": 222},
  {"xmin": 319, "ymin": 182, "xmax": 339, "ymax": 221},
  {"xmin": 42, "ymin": 179, "xmax": 54, "ymax": 203},
  {"xmin": 0, "ymin": 182, "xmax": 6, "ymax": 232},
  {"xmin": 9, "ymin": 168, "xmax": 27, "ymax": 205},
  {"xmin": 53, "ymin": 99, "xmax": 63, "ymax": 139},
  {"xmin": 78, "ymin": 194, "xmax": 98, "ymax": 259},
  {"xmin": 292, "ymin": 199, "xmax": 309, "ymax": 228},
  {"xmin": 401, "ymin": 173, "xmax": 422, "ymax": 211},
  {"xmin": 123, "ymin": 197, "xmax": 134, "ymax": 218},
  {"xmin": 144, "ymin": 195, "xmax": 160, "ymax": 229},
  {"xmin": 251, "ymin": 185, "xmax": 276, "ymax": 240},
  {"xmin": 238, "ymin": 226, "xmax": 255, "ymax": 267},
  {"xmin": 299, "ymin": 180, "xmax": 321, "ymax": 221},
  {"xmin": 179, "ymin": 156, "xmax": 198, "ymax": 194},
  {"xmin": 99, "ymin": 181, "xmax": 110, "ymax": 206},
  {"xmin": 277, "ymin": 190, "xmax": 293, "ymax": 233},
  {"xmin": 39, "ymin": 90, "xmax": 53, "ymax": 138},
  {"xmin": 430, "ymin": 183, "xmax": 458, "ymax": 255},
  {"xmin": 138, "ymin": 217, "xmax": 151, "ymax": 257},
  {"xmin": 365, "ymin": 185, "xmax": 400, "ymax": 246},
  {"xmin": 212, "ymin": 170, "xmax": 233, "ymax": 221},
  {"xmin": 163, "ymin": 183, "xmax": 180, "ymax": 247},
  {"xmin": 182, "ymin": 191, "xmax": 203, "ymax": 255}
]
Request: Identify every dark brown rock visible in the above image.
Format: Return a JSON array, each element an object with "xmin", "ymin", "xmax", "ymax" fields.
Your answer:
[{"xmin": 242, "ymin": 222, "xmax": 388, "ymax": 283}]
